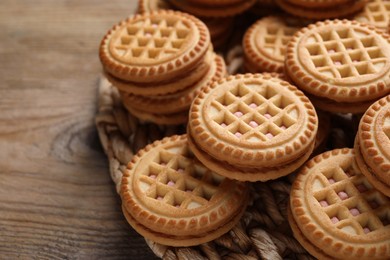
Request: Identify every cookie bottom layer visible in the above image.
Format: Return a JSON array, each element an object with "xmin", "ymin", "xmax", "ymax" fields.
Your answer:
[
  {"xmin": 121, "ymin": 200, "xmax": 247, "ymax": 247},
  {"xmin": 287, "ymin": 206, "xmax": 333, "ymax": 260},
  {"xmin": 188, "ymin": 132, "xmax": 315, "ymax": 182},
  {"xmin": 354, "ymin": 137, "xmax": 390, "ymax": 197}
]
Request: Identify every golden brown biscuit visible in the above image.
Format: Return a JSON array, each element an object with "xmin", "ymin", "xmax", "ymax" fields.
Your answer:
[
  {"xmin": 188, "ymin": 74, "xmax": 318, "ymax": 181},
  {"xmin": 99, "ymin": 10, "xmax": 210, "ymax": 83},
  {"xmin": 290, "ymin": 148, "xmax": 390, "ymax": 260},
  {"xmin": 120, "ymin": 135, "xmax": 249, "ymax": 246},
  {"xmin": 286, "ymin": 20, "xmax": 390, "ymax": 108},
  {"xmin": 354, "ymin": 0, "xmax": 390, "ymax": 32},
  {"xmin": 120, "ymin": 53, "xmax": 226, "ymax": 114},
  {"xmin": 243, "ymin": 16, "xmax": 300, "ymax": 73},
  {"xmin": 355, "ymin": 95, "xmax": 390, "ymax": 196}
]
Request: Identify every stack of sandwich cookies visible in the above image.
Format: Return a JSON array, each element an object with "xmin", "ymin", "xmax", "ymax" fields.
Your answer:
[
  {"xmin": 120, "ymin": 135, "xmax": 249, "ymax": 246},
  {"xmin": 100, "ymin": 10, "xmax": 219, "ymax": 124},
  {"xmin": 120, "ymin": 53, "xmax": 226, "ymax": 125},
  {"xmin": 276, "ymin": 0, "xmax": 367, "ymax": 20},
  {"xmin": 355, "ymin": 95, "xmax": 390, "ymax": 197},
  {"xmin": 354, "ymin": 0, "xmax": 390, "ymax": 32},
  {"xmin": 285, "ymin": 19, "xmax": 390, "ymax": 114},
  {"xmin": 137, "ymin": 0, "xmax": 235, "ymax": 49},
  {"xmin": 188, "ymin": 74, "xmax": 318, "ymax": 182},
  {"xmin": 289, "ymin": 148, "xmax": 390, "ymax": 260},
  {"xmin": 243, "ymin": 16, "xmax": 300, "ymax": 73},
  {"xmin": 167, "ymin": 0, "xmax": 257, "ymax": 18}
]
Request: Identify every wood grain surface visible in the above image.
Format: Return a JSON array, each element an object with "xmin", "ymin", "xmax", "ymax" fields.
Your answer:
[{"xmin": 0, "ymin": 1, "xmax": 158, "ymax": 258}]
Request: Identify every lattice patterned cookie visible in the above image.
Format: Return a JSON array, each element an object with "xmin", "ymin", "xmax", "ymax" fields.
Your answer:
[
  {"xmin": 355, "ymin": 95, "xmax": 390, "ymax": 196},
  {"xmin": 188, "ymin": 74, "xmax": 318, "ymax": 180},
  {"xmin": 120, "ymin": 135, "xmax": 249, "ymax": 246},
  {"xmin": 354, "ymin": 0, "xmax": 390, "ymax": 32},
  {"xmin": 276, "ymin": 0, "xmax": 367, "ymax": 19},
  {"xmin": 243, "ymin": 16, "xmax": 300, "ymax": 73},
  {"xmin": 286, "ymin": 19, "xmax": 390, "ymax": 106},
  {"xmin": 99, "ymin": 10, "xmax": 210, "ymax": 83},
  {"xmin": 120, "ymin": 53, "xmax": 226, "ymax": 115},
  {"xmin": 289, "ymin": 148, "xmax": 390, "ymax": 260}
]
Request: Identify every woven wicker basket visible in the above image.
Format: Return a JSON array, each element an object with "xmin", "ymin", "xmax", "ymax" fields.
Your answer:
[{"xmin": 95, "ymin": 69, "xmax": 319, "ymax": 259}]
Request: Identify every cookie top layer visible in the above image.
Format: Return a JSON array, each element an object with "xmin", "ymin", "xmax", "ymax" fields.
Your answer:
[
  {"xmin": 120, "ymin": 135, "xmax": 248, "ymax": 237},
  {"xmin": 100, "ymin": 10, "xmax": 210, "ymax": 83},
  {"xmin": 286, "ymin": 19, "xmax": 390, "ymax": 102},
  {"xmin": 358, "ymin": 95, "xmax": 390, "ymax": 186},
  {"xmin": 188, "ymin": 74, "xmax": 318, "ymax": 168},
  {"xmin": 243, "ymin": 16, "xmax": 300, "ymax": 73},
  {"xmin": 354, "ymin": 0, "xmax": 390, "ymax": 32},
  {"xmin": 291, "ymin": 149, "xmax": 390, "ymax": 260}
]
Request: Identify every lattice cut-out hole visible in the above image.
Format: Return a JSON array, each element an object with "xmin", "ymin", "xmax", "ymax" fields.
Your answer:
[
  {"xmin": 312, "ymin": 57, "xmax": 327, "ymax": 68},
  {"xmin": 342, "ymin": 39, "xmax": 359, "ymax": 51},
  {"xmin": 265, "ymin": 36, "xmax": 276, "ymax": 44},
  {"xmin": 361, "ymin": 36, "xmax": 375, "ymax": 47},
  {"xmin": 379, "ymin": 212, "xmax": 390, "ymax": 226},
  {"xmin": 356, "ymin": 63, "xmax": 376, "ymax": 75},
  {"xmin": 306, "ymin": 44, "xmax": 321, "ymax": 56},
  {"xmin": 127, "ymin": 26, "xmax": 139, "ymax": 35},
  {"xmin": 267, "ymin": 26, "xmax": 278, "ymax": 35},
  {"xmin": 321, "ymin": 167, "xmax": 346, "ymax": 184}
]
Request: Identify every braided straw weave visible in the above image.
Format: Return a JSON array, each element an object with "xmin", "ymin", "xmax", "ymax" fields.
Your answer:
[{"xmin": 95, "ymin": 48, "xmax": 316, "ymax": 258}]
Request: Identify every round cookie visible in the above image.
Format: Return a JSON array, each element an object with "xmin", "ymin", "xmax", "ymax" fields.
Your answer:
[
  {"xmin": 355, "ymin": 95, "xmax": 390, "ymax": 196},
  {"xmin": 286, "ymin": 19, "xmax": 390, "ymax": 104},
  {"xmin": 99, "ymin": 10, "xmax": 210, "ymax": 83},
  {"xmin": 243, "ymin": 16, "xmax": 301, "ymax": 73},
  {"xmin": 354, "ymin": 0, "xmax": 390, "ymax": 32},
  {"xmin": 289, "ymin": 148, "xmax": 390, "ymax": 260},
  {"xmin": 120, "ymin": 135, "xmax": 249, "ymax": 246},
  {"xmin": 188, "ymin": 74, "xmax": 318, "ymax": 180}
]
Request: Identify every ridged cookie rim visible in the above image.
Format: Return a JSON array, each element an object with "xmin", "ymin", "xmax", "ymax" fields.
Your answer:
[
  {"xmin": 188, "ymin": 73, "xmax": 318, "ymax": 168},
  {"xmin": 120, "ymin": 134, "xmax": 249, "ymax": 236},
  {"xmin": 99, "ymin": 10, "xmax": 210, "ymax": 82},
  {"xmin": 290, "ymin": 148, "xmax": 390, "ymax": 259},
  {"xmin": 285, "ymin": 19, "xmax": 390, "ymax": 103},
  {"xmin": 120, "ymin": 53, "xmax": 226, "ymax": 115},
  {"xmin": 358, "ymin": 95, "xmax": 390, "ymax": 184}
]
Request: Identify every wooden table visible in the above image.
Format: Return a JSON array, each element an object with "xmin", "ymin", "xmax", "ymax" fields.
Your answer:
[{"xmin": 0, "ymin": 1, "xmax": 158, "ymax": 258}]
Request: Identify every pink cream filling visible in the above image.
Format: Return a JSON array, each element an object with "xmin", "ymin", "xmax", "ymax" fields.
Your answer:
[
  {"xmin": 319, "ymin": 200, "xmax": 329, "ymax": 207},
  {"xmin": 220, "ymin": 123, "xmax": 227, "ymax": 127},
  {"xmin": 265, "ymin": 133, "xmax": 274, "ymax": 139},
  {"xmin": 349, "ymin": 208, "xmax": 360, "ymax": 216},
  {"xmin": 264, "ymin": 113, "xmax": 272, "ymax": 119},
  {"xmin": 177, "ymin": 168, "xmax": 184, "ymax": 174},
  {"xmin": 338, "ymin": 191, "xmax": 349, "ymax": 200},
  {"xmin": 328, "ymin": 178, "xmax": 336, "ymax": 184},
  {"xmin": 363, "ymin": 227, "xmax": 371, "ymax": 234},
  {"xmin": 235, "ymin": 132, "xmax": 242, "ymax": 138},
  {"xmin": 249, "ymin": 103, "xmax": 257, "ymax": 109},
  {"xmin": 331, "ymin": 217, "xmax": 339, "ymax": 224},
  {"xmin": 157, "ymin": 196, "xmax": 163, "ymax": 201},
  {"xmin": 328, "ymin": 49, "xmax": 336, "ymax": 54},
  {"xmin": 234, "ymin": 111, "xmax": 244, "ymax": 117},
  {"xmin": 167, "ymin": 181, "xmax": 175, "ymax": 187},
  {"xmin": 334, "ymin": 61, "xmax": 342, "ymax": 66},
  {"xmin": 149, "ymin": 174, "xmax": 157, "ymax": 179},
  {"xmin": 249, "ymin": 121, "xmax": 258, "ymax": 128}
]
